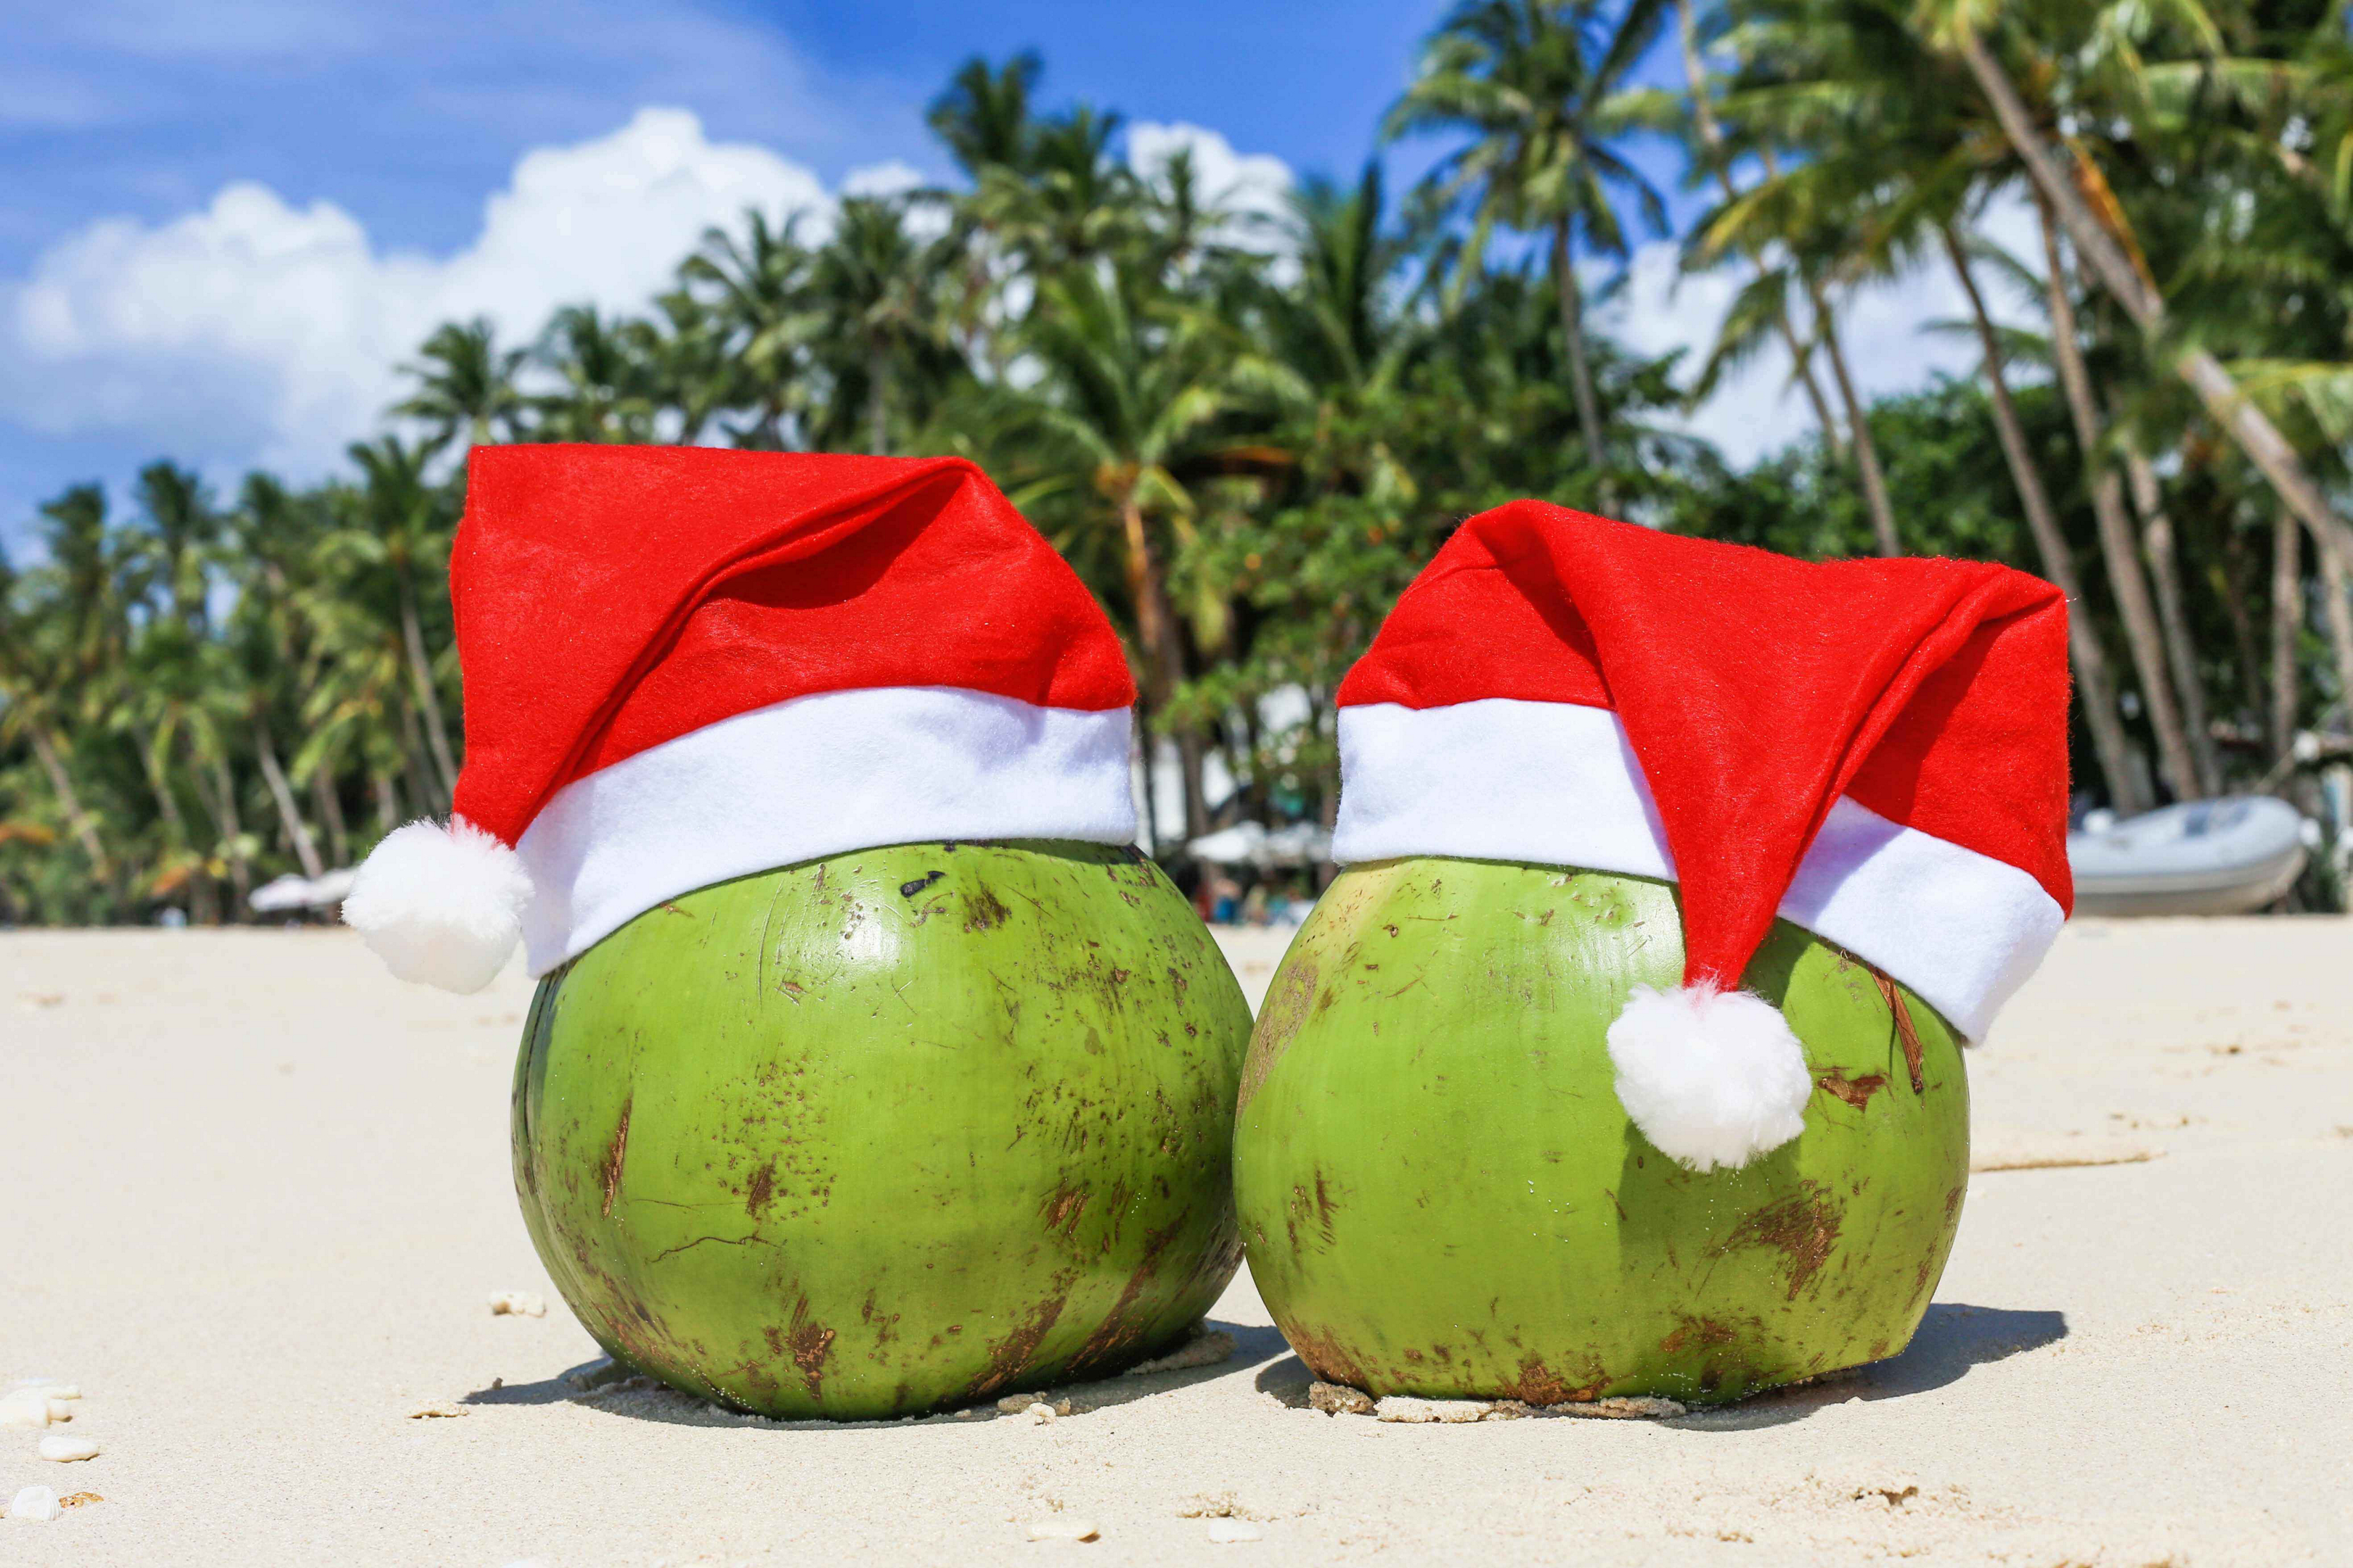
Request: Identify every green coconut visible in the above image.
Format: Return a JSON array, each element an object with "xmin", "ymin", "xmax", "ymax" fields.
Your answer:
[
  {"xmin": 1232, "ymin": 856, "xmax": 1969, "ymax": 1406},
  {"xmin": 510, "ymin": 838, "xmax": 1252, "ymax": 1420}
]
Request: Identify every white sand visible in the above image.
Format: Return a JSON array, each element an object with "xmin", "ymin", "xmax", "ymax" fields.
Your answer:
[{"xmin": 4, "ymin": 917, "xmax": 2348, "ymax": 1564}]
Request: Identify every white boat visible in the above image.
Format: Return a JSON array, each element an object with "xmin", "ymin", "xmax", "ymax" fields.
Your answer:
[
  {"xmin": 248, "ymin": 867, "xmax": 358, "ymax": 915},
  {"xmin": 2068, "ymin": 796, "xmax": 2309, "ymax": 916}
]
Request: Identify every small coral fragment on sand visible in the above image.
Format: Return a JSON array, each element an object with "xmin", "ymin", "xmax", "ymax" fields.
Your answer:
[
  {"xmin": 407, "ymin": 1402, "xmax": 470, "ymax": 1419},
  {"xmin": 7, "ymin": 1485, "xmax": 61, "ymax": 1523},
  {"xmin": 0, "ymin": 1390, "xmax": 52, "ymax": 1429},
  {"xmin": 1308, "ymin": 1381, "xmax": 1373, "ymax": 1416},
  {"xmin": 487, "ymin": 1291, "xmax": 547, "ymax": 1317}
]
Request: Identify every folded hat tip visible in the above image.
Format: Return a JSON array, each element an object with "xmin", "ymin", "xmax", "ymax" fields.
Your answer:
[
  {"xmin": 341, "ymin": 817, "xmax": 532, "ymax": 994},
  {"xmin": 1605, "ymin": 981, "xmax": 1813, "ymax": 1172}
]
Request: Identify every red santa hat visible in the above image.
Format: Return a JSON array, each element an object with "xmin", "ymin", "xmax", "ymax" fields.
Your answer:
[
  {"xmin": 1334, "ymin": 501, "xmax": 2073, "ymax": 1172},
  {"xmin": 342, "ymin": 445, "xmax": 1138, "ymax": 992}
]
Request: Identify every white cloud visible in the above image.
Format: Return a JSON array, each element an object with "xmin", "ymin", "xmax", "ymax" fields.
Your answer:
[
  {"xmin": 1126, "ymin": 122, "xmax": 1294, "ymax": 255},
  {"xmin": 0, "ymin": 107, "xmax": 832, "ymax": 478},
  {"xmin": 839, "ymin": 160, "xmax": 929, "ymax": 200},
  {"xmin": 1599, "ymin": 190, "xmax": 2047, "ymax": 466}
]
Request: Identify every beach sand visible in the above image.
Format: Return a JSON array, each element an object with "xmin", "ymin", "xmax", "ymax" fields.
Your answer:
[{"xmin": 4, "ymin": 916, "xmax": 2348, "ymax": 1565}]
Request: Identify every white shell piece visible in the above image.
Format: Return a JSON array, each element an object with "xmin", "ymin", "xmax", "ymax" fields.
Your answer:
[
  {"xmin": 0, "ymin": 1390, "xmax": 51, "ymax": 1429},
  {"xmin": 8, "ymin": 1485, "xmax": 61, "ymax": 1522},
  {"xmin": 1025, "ymin": 1516, "xmax": 1098, "ymax": 1541},
  {"xmin": 38, "ymin": 1435, "xmax": 99, "ymax": 1462}
]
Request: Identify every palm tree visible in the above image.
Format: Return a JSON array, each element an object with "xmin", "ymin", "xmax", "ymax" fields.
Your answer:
[
  {"xmin": 682, "ymin": 210, "xmax": 819, "ymax": 447},
  {"xmin": 1003, "ymin": 261, "xmax": 1299, "ymax": 836},
  {"xmin": 1669, "ymin": 0, "xmax": 1845, "ymax": 452},
  {"xmin": 224, "ymin": 473, "xmax": 328, "ymax": 878},
  {"xmin": 1387, "ymin": 0, "xmax": 1672, "ymax": 468},
  {"xmin": 0, "ymin": 491, "xmax": 116, "ymax": 881},
  {"xmin": 339, "ymin": 437, "xmax": 460, "ymax": 807},
  {"xmin": 928, "ymin": 52, "xmax": 1043, "ymax": 179},
  {"xmin": 2028, "ymin": 200, "xmax": 2205, "ymax": 800},
  {"xmin": 807, "ymin": 196, "xmax": 960, "ymax": 454},
  {"xmin": 1942, "ymin": 224, "xmax": 2154, "ymax": 812},
  {"xmin": 1930, "ymin": 0, "xmax": 2353, "ymax": 567},
  {"xmin": 534, "ymin": 304, "xmax": 658, "ymax": 443},
  {"xmin": 393, "ymin": 319, "xmax": 528, "ymax": 450}
]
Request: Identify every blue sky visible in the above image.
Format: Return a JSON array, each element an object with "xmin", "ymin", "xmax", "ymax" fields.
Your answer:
[{"xmin": 0, "ymin": 0, "xmax": 2015, "ymax": 558}]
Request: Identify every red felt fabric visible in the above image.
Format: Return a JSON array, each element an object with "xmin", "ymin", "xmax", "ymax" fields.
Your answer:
[
  {"xmin": 1337, "ymin": 501, "xmax": 2073, "ymax": 992},
  {"xmin": 449, "ymin": 446, "xmax": 1135, "ymax": 846}
]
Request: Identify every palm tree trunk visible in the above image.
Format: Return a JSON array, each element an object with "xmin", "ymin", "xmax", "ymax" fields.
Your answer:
[
  {"xmin": 1954, "ymin": 28, "xmax": 2353, "ymax": 563},
  {"xmin": 1675, "ymin": 0, "xmax": 1845, "ymax": 458},
  {"xmin": 2315, "ymin": 528, "xmax": 2353, "ymax": 739},
  {"xmin": 1806, "ymin": 277, "xmax": 1901, "ymax": 557},
  {"xmin": 399, "ymin": 586, "xmax": 459, "ymax": 807},
  {"xmin": 311, "ymin": 767, "xmax": 351, "ymax": 867},
  {"xmin": 373, "ymin": 774, "xmax": 404, "ymax": 837},
  {"xmin": 1549, "ymin": 219, "xmax": 1608, "ymax": 469},
  {"xmin": 28, "ymin": 726, "xmax": 108, "ymax": 875},
  {"xmin": 2219, "ymin": 527, "xmax": 2269, "ymax": 725},
  {"xmin": 187, "ymin": 741, "xmax": 252, "ymax": 915},
  {"xmin": 2031, "ymin": 206, "xmax": 2200, "ymax": 802},
  {"xmin": 1942, "ymin": 226, "xmax": 2150, "ymax": 813},
  {"xmin": 1118, "ymin": 497, "xmax": 1203, "ymax": 839},
  {"xmin": 254, "ymin": 718, "xmax": 325, "ymax": 881},
  {"xmin": 2124, "ymin": 449, "xmax": 2222, "ymax": 793},
  {"xmin": 1791, "ymin": 337, "xmax": 1844, "ymax": 457},
  {"xmin": 399, "ymin": 698, "xmax": 440, "ymax": 821},
  {"xmin": 868, "ymin": 348, "xmax": 890, "ymax": 454},
  {"xmin": 139, "ymin": 723, "xmax": 213, "ymax": 923},
  {"xmin": 2272, "ymin": 508, "xmax": 2302, "ymax": 764}
]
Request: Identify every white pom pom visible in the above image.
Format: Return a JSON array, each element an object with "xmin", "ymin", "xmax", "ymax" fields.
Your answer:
[
  {"xmin": 1606, "ymin": 983, "xmax": 1813, "ymax": 1172},
  {"xmin": 341, "ymin": 817, "xmax": 532, "ymax": 993}
]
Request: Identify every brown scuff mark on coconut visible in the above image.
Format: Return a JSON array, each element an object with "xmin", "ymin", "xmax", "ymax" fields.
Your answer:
[
  {"xmin": 743, "ymin": 1158, "xmax": 776, "ymax": 1217},
  {"xmin": 1657, "ymin": 1315, "xmax": 1740, "ymax": 1355},
  {"xmin": 1870, "ymin": 969, "xmax": 1928, "ymax": 1093},
  {"xmin": 1720, "ymin": 1180, "xmax": 1843, "ymax": 1301},
  {"xmin": 1816, "ymin": 1067, "xmax": 1889, "ymax": 1111},
  {"xmin": 961, "ymin": 883, "xmax": 1011, "ymax": 931},
  {"xmin": 962, "ymin": 1271, "xmax": 1077, "ymax": 1402},
  {"xmin": 774, "ymin": 1295, "xmax": 838, "ymax": 1400},
  {"xmin": 1040, "ymin": 1184, "xmax": 1090, "ymax": 1238},
  {"xmin": 1282, "ymin": 1322, "xmax": 1372, "ymax": 1391},
  {"xmin": 600, "ymin": 1095, "xmax": 633, "ymax": 1220},
  {"xmin": 1064, "ymin": 1221, "xmax": 1184, "ymax": 1376},
  {"xmin": 1237, "ymin": 961, "xmax": 1318, "ymax": 1113},
  {"xmin": 1505, "ymin": 1355, "xmax": 1579, "ymax": 1405}
]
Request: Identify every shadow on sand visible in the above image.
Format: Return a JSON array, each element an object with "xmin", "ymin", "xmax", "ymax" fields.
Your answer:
[
  {"xmin": 459, "ymin": 1317, "xmax": 1294, "ymax": 1431},
  {"xmin": 1249, "ymin": 1303, "xmax": 2068, "ymax": 1426},
  {"xmin": 1671, "ymin": 1302, "xmax": 2069, "ymax": 1431}
]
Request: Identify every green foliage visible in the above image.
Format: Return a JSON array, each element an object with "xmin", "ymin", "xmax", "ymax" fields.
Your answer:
[{"xmin": 7, "ymin": 8, "xmax": 2353, "ymax": 923}]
